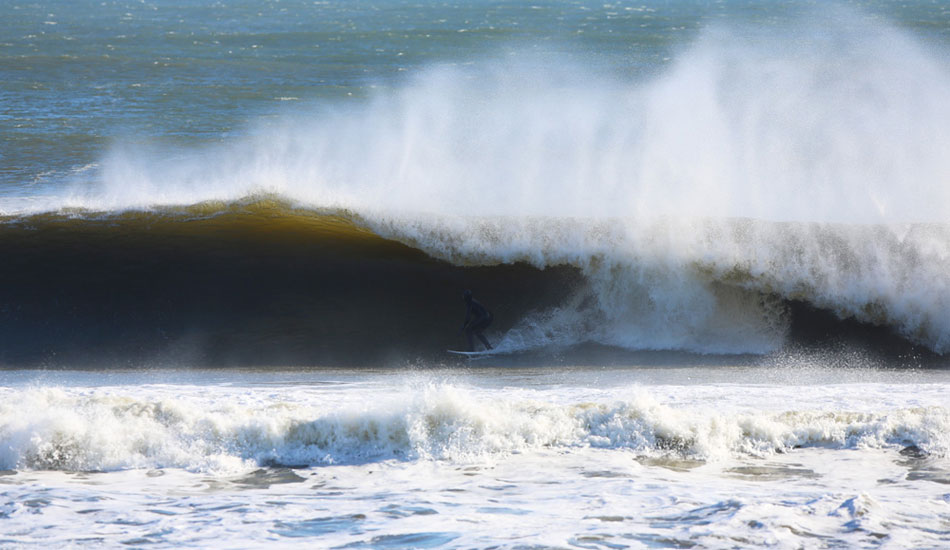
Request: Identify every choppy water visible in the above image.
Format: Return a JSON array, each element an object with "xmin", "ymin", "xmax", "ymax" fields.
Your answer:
[
  {"xmin": 2, "ymin": 366, "xmax": 949, "ymax": 548},
  {"xmin": 3, "ymin": 0, "xmax": 950, "ymax": 548}
]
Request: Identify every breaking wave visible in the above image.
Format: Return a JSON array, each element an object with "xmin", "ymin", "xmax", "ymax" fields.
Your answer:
[
  {"xmin": 1, "ymin": 384, "xmax": 946, "ymax": 472},
  {"xmin": 3, "ymin": 9, "xmax": 950, "ymax": 359}
]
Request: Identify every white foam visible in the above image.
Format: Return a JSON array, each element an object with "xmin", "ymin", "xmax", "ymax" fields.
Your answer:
[
  {"xmin": 2, "ymin": 373, "xmax": 949, "ymax": 548},
  {"xmin": 1, "ymin": 382, "xmax": 946, "ymax": 473}
]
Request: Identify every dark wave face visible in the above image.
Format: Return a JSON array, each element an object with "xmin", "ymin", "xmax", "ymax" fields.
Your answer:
[
  {"xmin": 0, "ymin": 198, "xmax": 939, "ymax": 368},
  {"xmin": 0, "ymin": 200, "xmax": 580, "ymax": 366}
]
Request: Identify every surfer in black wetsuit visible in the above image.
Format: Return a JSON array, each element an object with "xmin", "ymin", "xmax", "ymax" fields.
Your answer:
[{"xmin": 460, "ymin": 289, "xmax": 493, "ymax": 352}]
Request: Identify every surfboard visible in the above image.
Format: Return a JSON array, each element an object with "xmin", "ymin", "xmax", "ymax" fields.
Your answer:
[{"xmin": 447, "ymin": 349, "xmax": 496, "ymax": 358}]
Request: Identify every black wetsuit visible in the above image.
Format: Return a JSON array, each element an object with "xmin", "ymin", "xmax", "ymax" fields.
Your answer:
[{"xmin": 462, "ymin": 298, "xmax": 493, "ymax": 351}]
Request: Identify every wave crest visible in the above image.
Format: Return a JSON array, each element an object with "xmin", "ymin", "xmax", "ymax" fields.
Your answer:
[{"xmin": 2, "ymin": 385, "xmax": 947, "ymax": 472}]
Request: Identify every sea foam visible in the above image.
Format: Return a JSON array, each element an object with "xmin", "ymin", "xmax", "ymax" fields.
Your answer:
[{"xmin": 1, "ymin": 383, "xmax": 947, "ymax": 472}]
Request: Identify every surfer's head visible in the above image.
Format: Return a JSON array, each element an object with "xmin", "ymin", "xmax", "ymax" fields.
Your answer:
[{"xmin": 463, "ymin": 289, "xmax": 472, "ymax": 303}]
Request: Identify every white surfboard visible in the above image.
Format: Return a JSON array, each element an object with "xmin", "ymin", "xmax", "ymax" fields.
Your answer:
[{"xmin": 446, "ymin": 349, "xmax": 496, "ymax": 358}]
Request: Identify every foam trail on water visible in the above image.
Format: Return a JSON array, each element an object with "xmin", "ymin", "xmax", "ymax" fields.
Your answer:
[{"xmin": 28, "ymin": 10, "xmax": 950, "ymax": 353}]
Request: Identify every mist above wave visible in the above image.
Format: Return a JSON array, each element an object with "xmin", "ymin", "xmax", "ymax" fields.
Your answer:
[{"xmin": 67, "ymin": 8, "xmax": 950, "ymax": 224}]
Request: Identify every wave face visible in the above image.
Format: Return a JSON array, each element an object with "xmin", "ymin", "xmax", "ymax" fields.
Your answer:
[
  {"xmin": 0, "ymin": 201, "xmax": 579, "ymax": 366},
  {"xmin": 0, "ymin": 200, "xmax": 937, "ymax": 365},
  {"xmin": 4, "ymin": 10, "xmax": 950, "ymax": 360},
  {"xmin": 1, "ymin": 383, "xmax": 947, "ymax": 472}
]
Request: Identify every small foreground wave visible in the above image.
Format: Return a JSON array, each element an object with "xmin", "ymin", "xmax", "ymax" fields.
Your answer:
[{"xmin": 1, "ymin": 384, "xmax": 946, "ymax": 473}]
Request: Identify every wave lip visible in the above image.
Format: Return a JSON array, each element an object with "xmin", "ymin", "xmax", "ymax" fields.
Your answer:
[{"xmin": 2, "ymin": 386, "xmax": 947, "ymax": 473}]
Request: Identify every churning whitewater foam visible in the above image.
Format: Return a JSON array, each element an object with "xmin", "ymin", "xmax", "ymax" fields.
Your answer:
[
  {"xmin": 1, "ymin": 384, "xmax": 947, "ymax": 473},
  {"xmin": 10, "ymin": 11, "xmax": 950, "ymax": 354}
]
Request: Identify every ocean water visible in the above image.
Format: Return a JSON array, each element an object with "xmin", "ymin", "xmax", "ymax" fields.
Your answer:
[{"xmin": 2, "ymin": 0, "xmax": 950, "ymax": 548}]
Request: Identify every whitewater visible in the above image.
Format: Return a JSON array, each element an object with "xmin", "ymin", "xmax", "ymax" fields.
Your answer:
[
  {"xmin": 1, "ymin": 367, "xmax": 949, "ymax": 548},
  {"xmin": 2, "ymin": 0, "xmax": 950, "ymax": 548}
]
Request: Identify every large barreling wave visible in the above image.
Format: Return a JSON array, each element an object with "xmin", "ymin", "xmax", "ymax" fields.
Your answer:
[{"xmin": 4, "ymin": 9, "xmax": 950, "ymax": 362}]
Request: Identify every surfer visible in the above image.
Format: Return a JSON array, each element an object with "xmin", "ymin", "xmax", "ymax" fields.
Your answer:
[{"xmin": 460, "ymin": 289, "xmax": 493, "ymax": 352}]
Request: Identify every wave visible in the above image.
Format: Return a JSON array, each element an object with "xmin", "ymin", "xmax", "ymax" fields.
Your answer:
[
  {"xmin": 3, "ymin": 9, "xmax": 950, "ymax": 360},
  {"xmin": 0, "ymin": 198, "xmax": 944, "ymax": 365},
  {"xmin": 0, "ymin": 199, "xmax": 581, "ymax": 365},
  {"xmin": 1, "ymin": 384, "xmax": 946, "ymax": 472}
]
